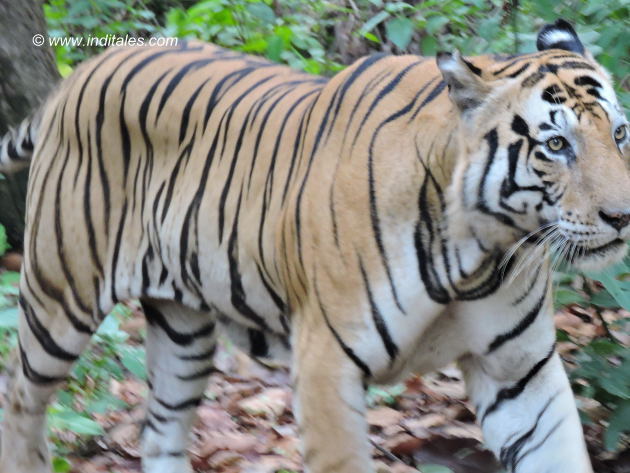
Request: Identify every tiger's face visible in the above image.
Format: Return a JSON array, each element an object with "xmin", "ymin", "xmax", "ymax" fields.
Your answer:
[
  {"xmin": 517, "ymin": 67, "xmax": 630, "ymax": 270},
  {"xmin": 441, "ymin": 20, "xmax": 630, "ymax": 271}
]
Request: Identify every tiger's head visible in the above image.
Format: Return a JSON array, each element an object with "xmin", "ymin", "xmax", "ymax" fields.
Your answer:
[{"xmin": 441, "ymin": 19, "xmax": 630, "ymax": 271}]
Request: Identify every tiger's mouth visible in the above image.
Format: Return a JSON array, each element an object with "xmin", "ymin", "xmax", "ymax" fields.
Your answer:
[{"xmin": 562, "ymin": 238, "xmax": 627, "ymax": 270}]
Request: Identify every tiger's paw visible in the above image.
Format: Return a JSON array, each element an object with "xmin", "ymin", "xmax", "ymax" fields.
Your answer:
[
  {"xmin": 0, "ymin": 454, "xmax": 52, "ymax": 473},
  {"xmin": 0, "ymin": 419, "xmax": 52, "ymax": 473}
]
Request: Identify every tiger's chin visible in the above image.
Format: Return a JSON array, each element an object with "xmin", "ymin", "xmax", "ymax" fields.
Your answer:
[{"xmin": 563, "ymin": 239, "xmax": 628, "ymax": 272}]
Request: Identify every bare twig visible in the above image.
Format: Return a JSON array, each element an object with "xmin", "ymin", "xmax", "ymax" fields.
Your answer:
[{"xmin": 370, "ymin": 439, "xmax": 413, "ymax": 466}]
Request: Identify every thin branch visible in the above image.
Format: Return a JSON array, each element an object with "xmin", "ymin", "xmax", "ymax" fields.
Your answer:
[{"xmin": 370, "ymin": 439, "xmax": 413, "ymax": 466}]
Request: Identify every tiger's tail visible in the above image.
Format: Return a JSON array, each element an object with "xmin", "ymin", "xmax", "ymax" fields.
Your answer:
[{"xmin": 0, "ymin": 113, "xmax": 40, "ymax": 173}]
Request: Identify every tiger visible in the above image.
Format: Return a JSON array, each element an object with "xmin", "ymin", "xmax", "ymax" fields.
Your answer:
[{"xmin": 0, "ymin": 17, "xmax": 627, "ymax": 473}]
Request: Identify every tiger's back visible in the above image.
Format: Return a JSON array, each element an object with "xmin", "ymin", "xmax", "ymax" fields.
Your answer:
[{"xmin": 28, "ymin": 41, "xmax": 458, "ymax": 347}]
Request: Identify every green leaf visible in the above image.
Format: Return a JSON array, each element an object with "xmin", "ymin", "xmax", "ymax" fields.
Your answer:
[
  {"xmin": 0, "ymin": 307, "xmax": 18, "ymax": 329},
  {"xmin": 587, "ymin": 261, "xmax": 630, "ymax": 311},
  {"xmin": 52, "ymin": 457, "xmax": 72, "ymax": 473},
  {"xmin": 425, "ymin": 16, "xmax": 449, "ymax": 35},
  {"xmin": 421, "ymin": 35, "xmax": 438, "ymax": 55},
  {"xmin": 364, "ymin": 32, "xmax": 381, "ymax": 43},
  {"xmin": 604, "ymin": 400, "xmax": 630, "ymax": 451},
  {"xmin": 589, "ymin": 289, "xmax": 621, "ymax": 308},
  {"xmin": 419, "ymin": 465, "xmax": 455, "ymax": 473},
  {"xmin": 246, "ymin": 3, "xmax": 276, "ymax": 24},
  {"xmin": 384, "ymin": 2, "xmax": 415, "ymax": 13},
  {"xmin": 0, "ymin": 225, "xmax": 9, "ymax": 257},
  {"xmin": 266, "ymin": 35, "xmax": 284, "ymax": 62},
  {"xmin": 48, "ymin": 409, "xmax": 104, "ymax": 436},
  {"xmin": 361, "ymin": 11, "xmax": 391, "ymax": 35},
  {"xmin": 554, "ymin": 288, "xmax": 587, "ymax": 307},
  {"xmin": 120, "ymin": 346, "xmax": 146, "ymax": 380},
  {"xmin": 386, "ymin": 17, "xmax": 414, "ymax": 50}
]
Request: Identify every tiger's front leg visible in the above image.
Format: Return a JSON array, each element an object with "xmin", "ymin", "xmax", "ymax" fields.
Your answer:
[
  {"xmin": 293, "ymin": 310, "xmax": 375, "ymax": 473},
  {"xmin": 459, "ymin": 301, "xmax": 593, "ymax": 472}
]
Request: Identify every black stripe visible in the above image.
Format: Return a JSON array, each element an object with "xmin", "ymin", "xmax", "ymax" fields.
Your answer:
[
  {"xmin": 487, "ymin": 285, "xmax": 547, "ymax": 353},
  {"xmin": 109, "ymin": 198, "xmax": 129, "ymax": 303},
  {"xmin": 367, "ymin": 92, "xmax": 434, "ymax": 312},
  {"xmin": 558, "ymin": 60, "xmax": 594, "ymax": 71},
  {"xmin": 248, "ymin": 329, "xmax": 269, "ymax": 358},
  {"xmin": 409, "ymin": 79, "xmax": 446, "ymax": 122},
  {"xmin": 155, "ymin": 395, "xmax": 202, "ymax": 411},
  {"xmin": 142, "ymin": 302, "xmax": 215, "ymax": 346},
  {"xmin": 178, "ymin": 346, "xmax": 216, "ymax": 361},
  {"xmin": 325, "ymin": 53, "xmax": 388, "ymax": 141},
  {"xmin": 53, "ymin": 146, "xmax": 93, "ymax": 316},
  {"xmin": 500, "ymin": 390, "xmax": 560, "ymax": 470},
  {"xmin": 256, "ymin": 263, "xmax": 286, "ymax": 313},
  {"xmin": 176, "ymin": 364, "xmax": 217, "ymax": 381},
  {"xmin": 144, "ymin": 418, "xmax": 164, "ymax": 434},
  {"xmin": 415, "ymin": 159, "xmax": 451, "ymax": 301},
  {"xmin": 216, "ymin": 74, "xmax": 278, "ymax": 243},
  {"xmin": 352, "ymin": 60, "xmax": 423, "ymax": 145},
  {"xmin": 358, "ymin": 256, "xmax": 399, "ymax": 363},
  {"xmin": 179, "ymin": 78, "xmax": 211, "ymax": 144},
  {"xmin": 482, "ymin": 345, "xmax": 555, "ymax": 421},
  {"xmin": 20, "ymin": 296, "xmax": 79, "ymax": 362},
  {"xmin": 95, "ymin": 48, "xmax": 149, "ymax": 238},
  {"xmin": 19, "ymin": 343, "xmax": 65, "ymax": 385},
  {"xmin": 476, "ymin": 130, "xmax": 526, "ymax": 231},
  {"xmin": 513, "ymin": 417, "xmax": 565, "ymax": 469},
  {"xmin": 506, "ymin": 63, "xmax": 531, "ymax": 78},
  {"xmin": 314, "ymin": 278, "xmax": 372, "ymax": 378},
  {"xmin": 83, "ymin": 128, "xmax": 104, "ymax": 276},
  {"xmin": 574, "ymin": 75, "xmax": 602, "ymax": 88},
  {"xmin": 227, "ymin": 191, "xmax": 270, "ymax": 330},
  {"xmin": 155, "ymin": 59, "xmax": 215, "ymax": 122},
  {"xmin": 71, "ymin": 50, "xmax": 118, "ymax": 186}
]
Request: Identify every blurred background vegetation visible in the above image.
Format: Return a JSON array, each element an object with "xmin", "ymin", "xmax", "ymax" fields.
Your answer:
[
  {"xmin": 0, "ymin": 1, "xmax": 627, "ymax": 471},
  {"xmin": 45, "ymin": 0, "xmax": 629, "ymax": 109}
]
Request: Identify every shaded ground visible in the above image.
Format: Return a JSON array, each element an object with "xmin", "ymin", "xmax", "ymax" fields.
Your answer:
[
  {"xmin": 59, "ymin": 311, "xmax": 629, "ymax": 473},
  {"xmin": 63, "ymin": 342, "xmax": 505, "ymax": 473}
]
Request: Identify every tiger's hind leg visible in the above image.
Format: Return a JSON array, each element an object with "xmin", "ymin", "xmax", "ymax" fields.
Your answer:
[
  {"xmin": 0, "ymin": 282, "xmax": 97, "ymax": 473},
  {"xmin": 139, "ymin": 299, "xmax": 217, "ymax": 473}
]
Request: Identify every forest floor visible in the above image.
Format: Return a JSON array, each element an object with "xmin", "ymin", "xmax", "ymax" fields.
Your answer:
[
  {"xmin": 0, "ymin": 253, "xmax": 627, "ymax": 473},
  {"xmin": 54, "ymin": 310, "xmax": 630, "ymax": 473}
]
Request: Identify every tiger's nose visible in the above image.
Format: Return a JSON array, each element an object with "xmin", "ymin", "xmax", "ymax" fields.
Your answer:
[{"xmin": 599, "ymin": 209, "xmax": 630, "ymax": 231}]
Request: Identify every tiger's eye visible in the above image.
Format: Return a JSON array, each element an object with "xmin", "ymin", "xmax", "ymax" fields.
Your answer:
[
  {"xmin": 614, "ymin": 125, "xmax": 627, "ymax": 142},
  {"xmin": 546, "ymin": 136, "xmax": 566, "ymax": 152}
]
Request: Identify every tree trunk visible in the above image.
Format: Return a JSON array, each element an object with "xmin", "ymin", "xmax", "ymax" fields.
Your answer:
[{"xmin": 0, "ymin": 0, "xmax": 59, "ymax": 250}]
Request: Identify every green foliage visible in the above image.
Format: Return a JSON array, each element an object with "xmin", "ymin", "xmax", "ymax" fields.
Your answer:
[
  {"xmin": 0, "ymin": 271, "xmax": 19, "ymax": 366},
  {"xmin": 162, "ymin": 0, "xmax": 341, "ymax": 74},
  {"xmin": 555, "ymin": 260, "xmax": 630, "ymax": 451},
  {"xmin": 419, "ymin": 466, "xmax": 454, "ymax": 473},
  {"xmin": 44, "ymin": 0, "xmax": 158, "ymax": 76},
  {"xmin": 44, "ymin": 0, "xmax": 628, "ymax": 112},
  {"xmin": 358, "ymin": 0, "xmax": 512, "ymax": 56},
  {"xmin": 55, "ymin": 304, "xmax": 145, "ymax": 439},
  {"xmin": 366, "ymin": 383, "xmax": 406, "ymax": 407},
  {"xmin": 0, "ymin": 225, "xmax": 9, "ymax": 257},
  {"xmin": 0, "ymin": 292, "xmax": 144, "ymax": 455},
  {"xmin": 357, "ymin": 0, "xmax": 628, "ymax": 111}
]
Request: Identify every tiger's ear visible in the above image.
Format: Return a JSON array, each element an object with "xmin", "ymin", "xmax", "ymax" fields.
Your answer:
[
  {"xmin": 436, "ymin": 51, "xmax": 491, "ymax": 113},
  {"xmin": 536, "ymin": 19, "xmax": 585, "ymax": 55}
]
